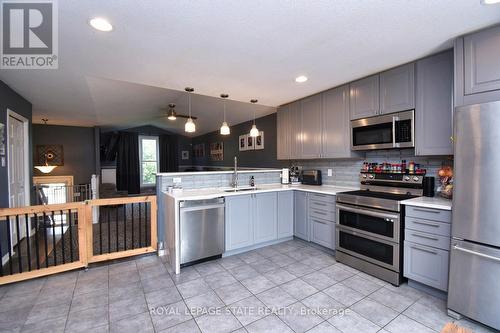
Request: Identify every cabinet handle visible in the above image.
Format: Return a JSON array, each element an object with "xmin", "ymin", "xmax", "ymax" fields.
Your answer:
[
  {"xmin": 410, "ymin": 245, "xmax": 438, "ymax": 255},
  {"xmin": 312, "ymin": 219, "xmax": 328, "ymax": 225},
  {"xmin": 413, "ymin": 208, "xmax": 440, "ymax": 214},
  {"xmin": 312, "ymin": 202, "xmax": 327, "ymax": 206},
  {"xmin": 413, "ymin": 220, "xmax": 440, "ymax": 227},
  {"xmin": 411, "ymin": 233, "xmax": 439, "ymax": 241},
  {"xmin": 313, "ymin": 210, "xmax": 327, "ymax": 215}
]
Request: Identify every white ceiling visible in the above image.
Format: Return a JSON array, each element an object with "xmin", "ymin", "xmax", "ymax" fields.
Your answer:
[{"xmin": 1, "ymin": 0, "xmax": 500, "ymax": 135}]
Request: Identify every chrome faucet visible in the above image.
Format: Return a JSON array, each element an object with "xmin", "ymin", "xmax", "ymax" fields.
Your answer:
[{"xmin": 232, "ymin": 156, "xmax": 238, "ymax": 188}]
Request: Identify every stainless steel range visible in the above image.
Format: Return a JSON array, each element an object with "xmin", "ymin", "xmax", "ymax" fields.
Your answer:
[{"xmin": 336, "ymin": 173, "xmax": 424, "ymax": 286}]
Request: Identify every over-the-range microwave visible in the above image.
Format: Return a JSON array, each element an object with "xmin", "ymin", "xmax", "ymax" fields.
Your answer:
[{"xmin": 350, "ymin": 110, "xmax": 414, "ymax": 151}]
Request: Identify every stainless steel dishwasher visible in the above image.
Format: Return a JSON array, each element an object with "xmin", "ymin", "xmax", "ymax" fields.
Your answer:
[{"xmin": 179, "ymin": 197, "xmax": 225, "ymax": 266}]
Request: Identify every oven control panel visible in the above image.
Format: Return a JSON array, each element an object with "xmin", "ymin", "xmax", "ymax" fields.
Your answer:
[{"xmin": 360, "ymin": 173, "xmax": 424, "ymax": 185}]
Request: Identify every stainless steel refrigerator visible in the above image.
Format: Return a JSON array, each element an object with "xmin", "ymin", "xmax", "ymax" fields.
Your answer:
[{"xmin": 448, "ymin": 101, "xmax": 500, "ymax": 330}]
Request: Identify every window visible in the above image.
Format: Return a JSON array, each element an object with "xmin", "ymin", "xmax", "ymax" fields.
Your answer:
[{"xmin": 139, "ymin": 136, "xmax": 159, "ymax": 186}]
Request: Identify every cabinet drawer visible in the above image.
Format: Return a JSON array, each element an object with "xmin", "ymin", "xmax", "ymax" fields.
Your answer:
[
  {"xmin": 310, "ymin": 218, "xmax": 335, "ymax": 249},
  {"xmin": 406, "ymin": 217, "xmax": 451, "ymax": 237},
  {"xmin": 404, "ymin": 240, "xmax": 449, "ymax": 291},
  {"xmin": 309, "ymin": 200, "xmax": 335, "ymax": 213},
  {"xmin": 309, "ymin": 207, "xmax": 335, "ymax": 222},
  {"xmin": 309, "ymin": 193, "xmax": 336, "ymax": 204},
  {"xmin": 405, "ymin": 229, "xmax": 451, "ymax": 251},
  {"xmin": 406, "ymin": 206, "xmax": 451, "ymax": 223}
]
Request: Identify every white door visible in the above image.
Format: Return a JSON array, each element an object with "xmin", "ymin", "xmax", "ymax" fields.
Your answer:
[{"xmin": 8, "ymin": 113, "xmax": 29, "ymax": 247}]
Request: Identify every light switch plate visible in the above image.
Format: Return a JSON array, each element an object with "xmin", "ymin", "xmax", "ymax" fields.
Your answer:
[
  {"xmin": 1, "ymin": 157, "xmax": 5, "ymax": 167},
  {"xmin": 327, "ymin": 169, "xmax": 333, "ymax": 177}
]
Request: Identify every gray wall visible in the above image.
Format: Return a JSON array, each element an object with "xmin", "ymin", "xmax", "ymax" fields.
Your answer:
[
  {"xmin": 33, "ymin": 124, "xmax": 96, "ymax": 184},
  {"xmin": 191, "ymin": 113, "xmax": 288, "ymax": 168},
  {"xmin": 0, "ymin": 81, "xmax": 33, "ymax": 258}
]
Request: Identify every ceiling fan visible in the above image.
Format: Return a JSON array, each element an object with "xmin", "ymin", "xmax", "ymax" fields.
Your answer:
[{"xmin": 159, "ymin": 103, "xmax": 197, "ymax": 121}]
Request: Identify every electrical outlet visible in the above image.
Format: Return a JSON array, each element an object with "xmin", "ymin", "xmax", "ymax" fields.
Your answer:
[
  {"xmin": 173, "ymin": 177, "xmax": 182, "ymax": 184},
  {"xmin": 1, "ymin": 157, "xmax": 4, "ymax": 167},
  {"xmin": 327, "ymin": 169, "xmax": 333, "ymax": 177}
]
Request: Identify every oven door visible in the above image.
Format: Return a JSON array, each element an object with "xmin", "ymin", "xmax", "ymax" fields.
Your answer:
[
  {"xmin": 336, "ymin": 203, "xmax": 400, "ymax": 243},
  {"xmin": 336, "ymin": 225, "xmax": 400, "ymax": 271}
]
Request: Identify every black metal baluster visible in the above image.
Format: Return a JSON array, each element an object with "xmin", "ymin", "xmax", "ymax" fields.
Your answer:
[
  {"xmin": 34, "ymin": 213, "xmax": 40, "ymax": 269},
  {"xmin": 6, "ymin": 216, "xmax": 13, "ymax": 275},
  {"xmin": 138, "ymin": 202, "xmax": 142, "ymax": 247},
  {"xmin": 43, "ymin": 212, "xmax": 49, "ymax": 268},
  {"xmin": 51, "ymin": 211, "xmax": 57, "ymax": 266},
  {"xmin": 25, "ymin": 214, "xmax": 31, "ymax": 271},
  {"xmin": 60, "ymin": 210, "xmax": 65, "ymax": 264},
  {"xmin": 145, "ymin": 202, "xmax": 149, "ymax": 246},
  {"xmin": 107, "ymin": 208, "xmax": 111, "ymax": 253},
  {"xmin": 99, "ymin": 207, "xmax": 103, "ymax": 255},
  {"xmin": 69, "ymin": 210, "xmax": 74, "ymax": 262},
  {"xmin": 123, "ymin": 204, "xmax": 127, "ymax": 251},
  {"xmin": 115, "ymin": 206, "xmax": 119, "ymax": 252},
  {"xmin": 16, "ymin": 215, "xmax": 22, "ymax": 273},
  {"xmin": 131, "ymin": 204, "xmax": 135, "ymax": 249}
]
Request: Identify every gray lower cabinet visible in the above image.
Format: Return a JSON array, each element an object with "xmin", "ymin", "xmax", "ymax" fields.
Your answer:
[
  {"xmin": 310, "ymin": 218, "xmax": 334, "ymax": 249},
  {"xmin": 403, "ymin": 241, "xmax": 449, "ymax": 291},
  {"xmin": 415, "ymin": 51, "xmax": 453, "ymax": 156},
  {"xmin": 225, "ymin": 195, "xmax": 254, "ymax": 251},
  {"xmin": 301, "ymin": 94, "xmax": 322, "ymax": 159},
  {"xmin": 349, "ymin": 74, "xmax": 380, "ymax": 120},
  {"xmin": 294, "ymin": 191, "xmax": 309, "ymax": 241},
  {"xmin": 254, "ymin": 192, "xmax": 278, "ymax": 243},
  {"xmin": 455, "ymin": 25, "xmax": 500, "ymax": 106},
  {"xmin": 404, "ymin": 205, "xmax": 451, "ymax": 291},
  {"xmin": 277, "ymin": 191, "xmax": 294, "ymax": 238},
  {"xmin": 308, "ymin": 193, "xmax": 336, "ymax": 249},
  {"xmin": 379, "ymin": 63, "xmax": 415, "ymax": 114}
]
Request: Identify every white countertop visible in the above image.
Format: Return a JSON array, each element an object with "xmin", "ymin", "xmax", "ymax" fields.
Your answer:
[
  {"xmin": 163, "ymin": 184, "xmax": 358, "ymax": 201},
  {"xmin": 157, "ymin": 169, "xmax": 282, "ymax": 176},
  {"xmin": 401, "ymin": 196, "xmax": 452, "ymax": 211}
]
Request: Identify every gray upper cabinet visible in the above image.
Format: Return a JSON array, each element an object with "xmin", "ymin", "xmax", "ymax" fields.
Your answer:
[
  {"xmin": 276, "ymin": 105, "xmax": 290, "ymax": 160},
  {"xmin": 289, "ymin": 101, "xmax": 302, "ymax": 159},
  {"xmin": 415, "ymin": 51, "xmax": 454, "ymax": 156},
  {"xmin": 455, "ymin": 25, "xmax": 500, "ymax": 107},
  {"xmin": 301, "ymin": 94, "xmax": 322, "ymax": 159},
  {"xmin": 322, "ymin": 85, "xmax": 361, "ymax": 158},
  {"xmin": 380, "ymin": 63, "xmax": 415, "ymax": 114},
  {"xmin": 349, "ymin": 75, "xmax": 380, "ymax": 120}
]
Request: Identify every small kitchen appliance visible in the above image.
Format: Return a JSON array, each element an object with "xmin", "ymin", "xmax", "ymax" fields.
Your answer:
[{"xmin": 301, "ymin": 170, "xmax": 322, "ymax": 185}]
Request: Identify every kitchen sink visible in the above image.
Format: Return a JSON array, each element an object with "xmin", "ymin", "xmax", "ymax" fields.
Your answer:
[{"xmin": 223, "ymin": 187, "xmax": 259, "ymax": 192}]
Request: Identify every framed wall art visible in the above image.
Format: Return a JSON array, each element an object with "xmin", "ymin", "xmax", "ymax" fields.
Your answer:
[
  {"xmin": 210, "ymin": 142, "xmax": 224, "ymax": 161},
  {"xmin": 239, "ymin": 135, "xmax": 248, "ymax": 151},
  {"xmin": 255, "ymin": 131, "xmax": 264, "ymax": 150}
]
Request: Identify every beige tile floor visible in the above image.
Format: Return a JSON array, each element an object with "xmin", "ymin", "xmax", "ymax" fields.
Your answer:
[{"xmin": 0, "ymin": 238, "xmax": 496, "ymax": 333}]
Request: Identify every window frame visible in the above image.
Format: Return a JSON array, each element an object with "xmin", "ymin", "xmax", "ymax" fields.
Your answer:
[{"xmin": 138, "ymin": 135, "xmax": 160, "ymax": 187}]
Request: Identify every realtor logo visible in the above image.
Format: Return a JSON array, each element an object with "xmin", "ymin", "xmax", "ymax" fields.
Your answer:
[{"xmin": 1, "ymin": 0, "xmax": 58, "ymax": 69}]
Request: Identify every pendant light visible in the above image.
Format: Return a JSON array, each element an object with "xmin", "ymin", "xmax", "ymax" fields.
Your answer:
[
  {"xmin": 34, "ymin": 119, "xmax": 58, "ymax": 173},
  {"xmin": 184, "ymin": 87, "xmax": 196, "ymax": 133},
  {"xmin": 220, "ymin": 94, "xmax": 230, "ymax": 135},
  {"xmin": 249, "ymin": 99, "xmax": 259, "ymax": 137},
  {"xmin": 167, "ymin": 103, "xmax": 177, "ymax": 120}
]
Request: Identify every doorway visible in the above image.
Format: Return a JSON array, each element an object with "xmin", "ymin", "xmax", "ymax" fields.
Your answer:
[{"xmin": 7, "ymin": 109, "xmax": 30, "ymax": 253}]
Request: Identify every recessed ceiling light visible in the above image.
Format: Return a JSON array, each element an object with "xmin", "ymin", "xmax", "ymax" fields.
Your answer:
[
  {"xmin": 89, "ymin": 17, "xmax": 113, "ymax": 32},
  {"xmin": 295, "ymin": 75, "xmax": 308, "ymax": 83},
  {"xmin": 481, "ymin": 0, "xmax": 500, "ymax": 4}
]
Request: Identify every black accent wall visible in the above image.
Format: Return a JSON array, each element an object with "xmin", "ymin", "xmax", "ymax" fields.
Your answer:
[
  {"xmin": 33, "ymin": 124, "xmax": 97, "ymax": 184},
  {"xmin": 191, "ymin": 113, "xmax": 287, "ymax": 168}
]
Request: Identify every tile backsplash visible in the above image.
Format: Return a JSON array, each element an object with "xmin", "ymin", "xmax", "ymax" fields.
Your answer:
[
  {"xmin": 292, "ymin": 149, "xmax": 453, "ymax": 188},
  {"xmin": 157, "ymin": 171, "xmax": 282, "ymax": 191}
]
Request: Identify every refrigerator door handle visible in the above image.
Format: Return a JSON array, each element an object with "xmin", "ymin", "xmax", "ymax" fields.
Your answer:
[{"xmin": 453, "ymin": 244, "xmax": 500, "ymax": 263}]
